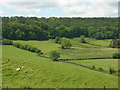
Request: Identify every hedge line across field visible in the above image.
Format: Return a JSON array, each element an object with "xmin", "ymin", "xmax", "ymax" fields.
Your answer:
[{"xmin": 13, "ymin": 43, "xmax": 43, "ymax": 55}]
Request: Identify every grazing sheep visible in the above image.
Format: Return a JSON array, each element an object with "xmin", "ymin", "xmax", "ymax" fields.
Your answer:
[
  {"xmin": 16, "ymin": 66, "xmax": 24, "ymax": 71},
  {"xmin": 16, "ymin": 68, "xmax": 21, "ymax": 71},
  {"xmin": 21, "ymin": 66, "xmax": 24, "ymax": 69},
  {"xmin": 30, "ymin": 69, "xmax": 33, "ymax": 71},
  {"xmin": 22, "ymin": 61, "xmax": 26, "ymax": 63}
]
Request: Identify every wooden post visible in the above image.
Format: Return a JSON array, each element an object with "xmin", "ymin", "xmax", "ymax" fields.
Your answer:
[
  {"xmin": 104, "ymin": 86, "xmax": 105, "ymax": 90},
  {"xmin": 55, "ymin": 88, "xmax": 60, "ymax": 90}
]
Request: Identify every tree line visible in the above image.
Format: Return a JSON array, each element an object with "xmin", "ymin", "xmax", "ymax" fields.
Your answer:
[{"xmin": 2, "ymin": 16, "xmax": 118, "ymax": 40}]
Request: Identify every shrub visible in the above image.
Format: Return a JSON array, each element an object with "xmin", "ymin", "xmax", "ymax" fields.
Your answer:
[
  {"xmin": 98, "ymin": 67, "xmax": 104, "ymax": 72},
  {"xmin": 60, "ymin": 37, "xmax": 72, "ymax": 49},
  {"xmin": 80, "ymin": 35, "xmax": 86, "ymax": 43},
  {"xmin": 91, "ymin": 65, "xmax": 96, "ymax": 70},
  {"xmin": 22, "ymin": 44, "xmax": 28, "ymax": 50},
  {"xmin": 37, "ymin": 52, "xmax": 43, "ymax": 56},
  {"xmin": 49, "ymin": 51, "xmax": 60, "ymax": 61},
  {"xmin": 13, "ymin": 43, "xmax": 21, "ymax": 48},
  {"xmin": 55, "ymin": 37, "xmax": 61, "ymax": 44},
  {"xmin": 13, "ymin": 43, "xmax": 43, "ymax": 55},
  {"xmin": 19, "ymin": 44, "xmax": 25, "ymax": 49},
  {"xmin": 2, "ymin": 39, "xmax": 13, "ymax": 45},
  {"xmin": 35, "ymin": 48, "xmax": 41, "ymax": 53},
  {"xmin": 110, "ymin": 39, "xmax": 120, "ymax": 48},
  {"xmin": 27, "ymin": 46, "xmax": 35, "ymax": 52},
  {"xmin": 109, "ymin": 68, "xmax": 116, "ymax": 74},
  {"xmin": 113, "ymin": 53, "xmax": 120, "ymax": 59}
]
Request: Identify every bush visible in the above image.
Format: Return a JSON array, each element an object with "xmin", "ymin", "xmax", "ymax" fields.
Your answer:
[
  {"xmin": 98, "ymin": 67, "xmax": 104, "ymax": 72},
  {"xmin": 13, "ymin": 43, "xmax": 21, "ymax": 48},
  {"xmin": 27, "ymin": 46, "xmax": 35, "ymax": 52},
  {"xmin": 80, "ymin": 35, "xmax": 86, "ymax": 43},
  {"xmin": 37, "ymin": 52, "xmax": 43, "ymax": 56},
  {"xmin": 55, "ymin": 37, "xmax": 61, "ymax": 44},
  {"xmin": 113, "ymin": 53, "xmax": 120, "ymax": 59},
  {"xmin": 35, "ymin": 48, "xmax": 41, "ymax": 53},
  {"xmin": 13, "ymin": 42, "xmax": 43, "ymax": 55},
  {"xmin": 110, "ymin": 39, "xmax": 120, "ymax": 48},
  {"xmin": 91, "ymin": 65, "xmax": 96, "ymax": 70},
  {"xmin": 109, "ymin": 68, "xmax": 116, "ymax": 74},
  {"xmin": 2, "ymin": 39, "xmax": 13, "ymax": 45},
  {"xmin": 61, "ymin": 37, "xmax": 72, "ymax": 49},
  {"xmin": 49, "ymin": 51, "xmax": 60, "ymax": 61}
]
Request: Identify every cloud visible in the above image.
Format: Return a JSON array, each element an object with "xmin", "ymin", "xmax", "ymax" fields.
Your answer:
[
  {"xmin": 0, "ymin": 10, "xmax": 5, "ymax": 16},
  {"xmin": 1, "ymin": 1, "xmax": 57, "ymax": 13},
  {"xmin": 0, "ymin": 0, "xmax": 119, "ymax": 17},
  {"xmin": 58, "ymin": 0, "xmax": 118, "ymax": 17}
]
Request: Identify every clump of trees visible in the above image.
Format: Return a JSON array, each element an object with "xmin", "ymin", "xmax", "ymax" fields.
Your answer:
[
  {"xmin": 60, "ymin": 37, "xmax": 72, "ymax": 49},
  {"xmin": 112, "ymin": 53, "xmax": 120, "ymax": 59},
  {"xmin": 49, "ymin": 51, "xmax": 60, "ymax": 61},
  {"xmin": 13, "ymin": 43, "xmax": 43, "ymax": 54},
  {"xmin": 54, "ymin": 37, "xmax": 72, "ymax": 49},
  {"xmin": 2, "ymin": 38, "xmax": 13, "ymax": 45},
  {"xmin": 110, "ymin": 39, "xmax": 120, "ymax": 48},
  {"xmin": 80, "ymin": 35, "xmax": 86, "ymax": 43}
]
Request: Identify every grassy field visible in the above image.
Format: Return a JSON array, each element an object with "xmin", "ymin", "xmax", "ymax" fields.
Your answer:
[
  {"xmin": 13, "ymin": 38, "xmax": 118, "ymax": 59},
  {"xmin": 13, "ymin": 40, "xmax": 60, "ymax": 53},
  {"xmin": 2, "ymin": 45, "xmax": 118, "ymax": 88},
  {"xmin": 85, "ymin": 38, "xmax": 112, "ymax": 47},
  {"xmin": 67, "ymin": 59, "xmax": 118, "ymax": 72}
]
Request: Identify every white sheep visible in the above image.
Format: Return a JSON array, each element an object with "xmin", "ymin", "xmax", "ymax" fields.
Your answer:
[{"xmin": 16, "ymin": 68, "xmax": 21, "ymax": 71}]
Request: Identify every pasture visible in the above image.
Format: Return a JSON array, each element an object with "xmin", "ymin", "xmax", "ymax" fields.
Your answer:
[
  {"xmin": 13, "ymin": 38, "xmax": 118, "ymax": 59},
  {"xmin": 2, "ymin": 45, "xmax": 118, "ymax": 88}
]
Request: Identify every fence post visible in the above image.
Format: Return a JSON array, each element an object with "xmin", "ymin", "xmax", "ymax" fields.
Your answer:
[
  {"xmin": 55, "ymin": 88, "xmax": 60, "ymax": 90},
  {"xmin": 104, "ymin": 86, "xmax": 105, "ymax": 90}
]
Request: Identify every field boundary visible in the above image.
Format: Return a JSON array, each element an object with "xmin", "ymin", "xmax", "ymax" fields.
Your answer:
[
  {"xmin": 64, "ymin": 61, "xmax": 118, "ymax": 77},
  {"xmin": 58, "ymin": 57, "xmax": 113, "ymax": 61}
]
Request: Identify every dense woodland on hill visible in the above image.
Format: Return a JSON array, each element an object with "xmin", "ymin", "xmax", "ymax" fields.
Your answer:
[{"xmin": 2, "ymin": 17, "xmax": 118, "ymax": 40}]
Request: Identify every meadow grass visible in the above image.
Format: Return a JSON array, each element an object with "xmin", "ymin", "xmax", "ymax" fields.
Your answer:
[
  {"xmin": 13, "ymin": 38, "xmax": 118, "ymax": 59},
  {"xmin": 2, "ymin": 45, "xmax": 118, "ymax": 88},
  {"xmin": 13, "ymin": 40, "xmax": 60, "ymax": 53},
  {"xmin": 85, "ymin": 38, "xmax": 112, "ymax": 47},
  {"xmin": 57, "ymin": 48, "xmax": 117, "ymax": 59},
  {"xmin": 67, "ymin": 59, "xmax": 118, "ymax": 71}
]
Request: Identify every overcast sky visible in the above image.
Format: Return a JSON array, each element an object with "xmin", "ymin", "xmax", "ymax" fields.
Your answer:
[{"xmin": 0, "ymin": 0, "xmax": 119, "ymax": 17}]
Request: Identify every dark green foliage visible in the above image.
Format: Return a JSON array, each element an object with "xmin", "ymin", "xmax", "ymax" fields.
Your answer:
[
  {"xmin": 109, "ymin": 68, "xmax": 116, "ymax": 74},
  {"xmin": 113, "ymin": 53, "xmax": 120, "ymax": 59},
  {"xmin": 35, "ymin": 48, "xmax": 41, "ymax": 53},
  {"xmin": 80, "ymin": 35, "xmax": 86, "ymax": 43},
  {"xmin": 110, "ymin": 39, "xmax": 120, "ymax": 48},
  {"xmin": 37, "ymin": 52, "xmax": 43, "ymax": 56},
  {"xmin": 13, "ymin": 43, "xmax": 20, "ymax": 48},
  {"xmin": 98, "ymin": 67, "xmax": 104, "ymax": 72},
  {"xmin": 2, "ymin": 17, "xmax": 118, "ymax": 40},
  {"xmin": 2, "ymin": 39, "xmax": 13, "ymax": 45},
  {"xmin": 91, "ymin": 65, "xmax": 96, "ymax": 70},
  {"xmin": 54, "ymin": 37, "xmax": 61, "ymax": 44},
  {"xmin": 60, "ymin": 38, "xmax": 72, "ymax": 49},
  {"xmin": 49, "ymin": 51, "xmax": 60, "ymax": 61},
  {"xmin": 13, "ymin": 42, "xmax": 43, "ymax": 54}
]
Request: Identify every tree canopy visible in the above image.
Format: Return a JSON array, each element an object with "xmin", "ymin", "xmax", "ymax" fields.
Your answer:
[{"xmin": 2, "ymin": 16, "xmax": 118, "ymax": 40}]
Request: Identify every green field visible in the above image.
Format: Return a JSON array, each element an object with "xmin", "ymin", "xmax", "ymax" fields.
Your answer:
[
  {"xmin": 13, "ymin": 38, "xmax": 118, "ymax": 59},
  {"xmin": 2, "ymin": 45, "xmax": 118, "ymax": 88},
  {"xmin": 67, "ymin": 59, "xmax": 118, "ymax": 72},
  {"xmin": 13, "ymin": 40, "xmax": 60, "ymax": 53}
]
